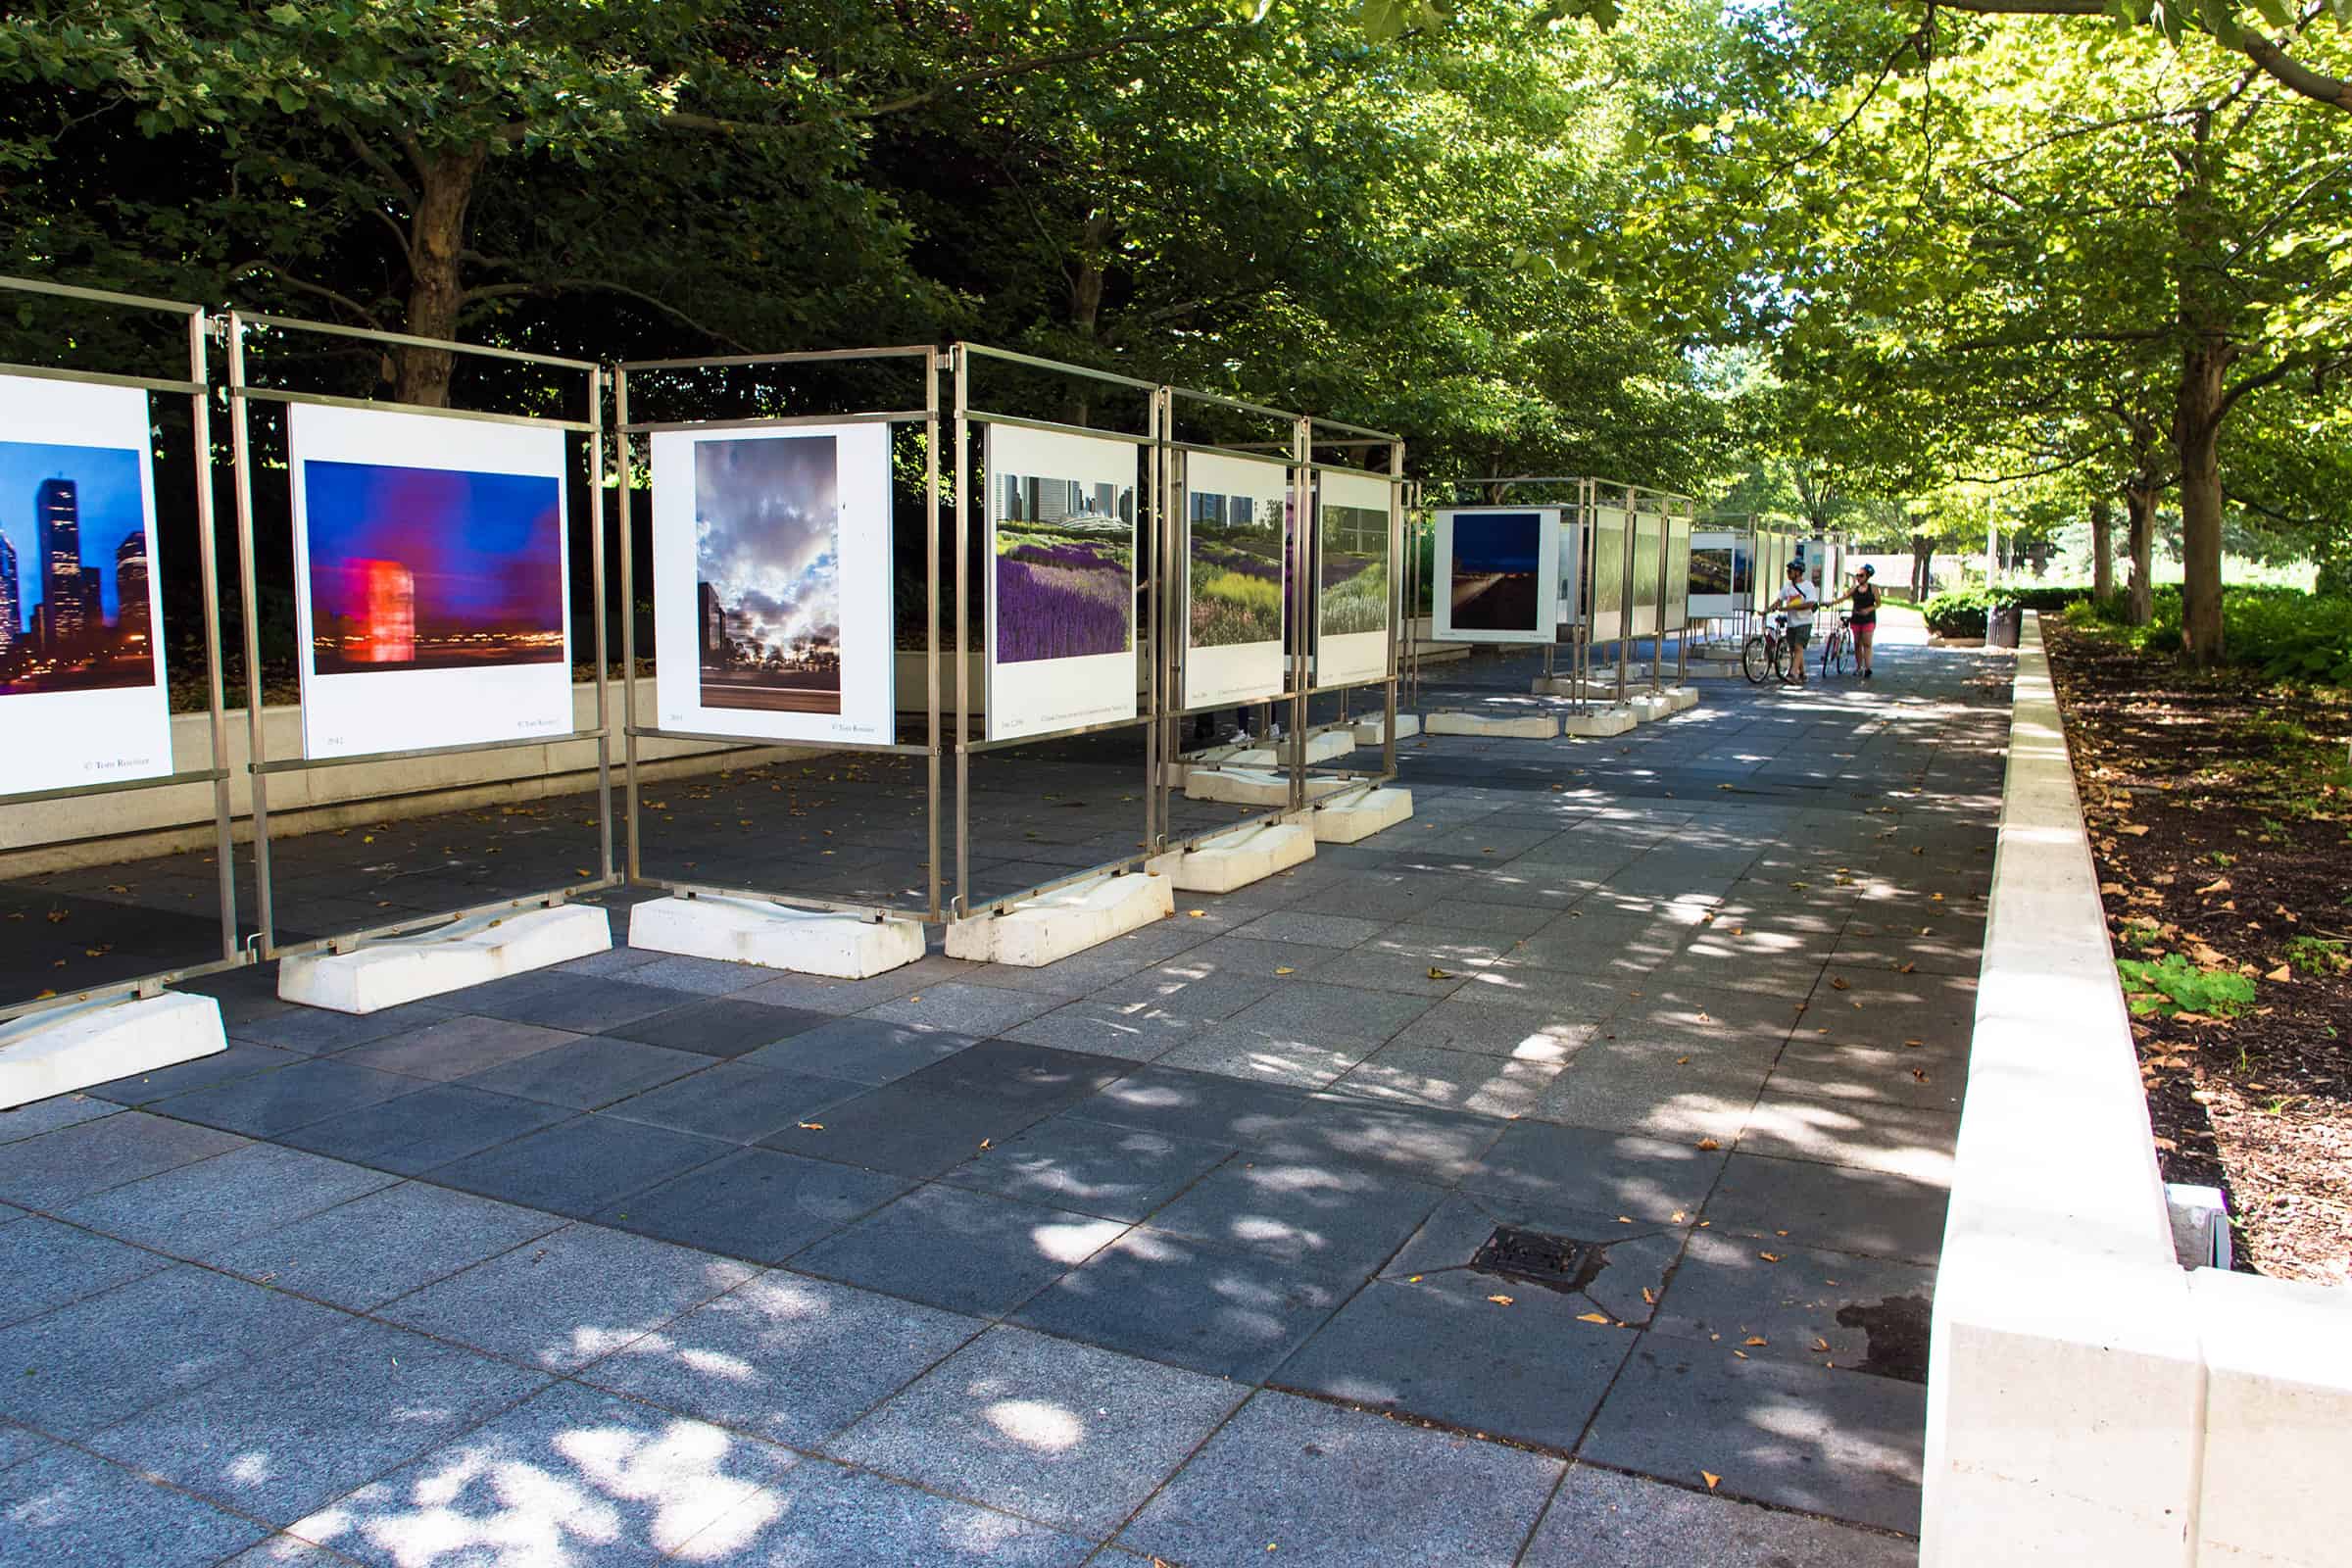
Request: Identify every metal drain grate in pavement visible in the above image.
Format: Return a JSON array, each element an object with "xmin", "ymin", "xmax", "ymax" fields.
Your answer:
[{"xmin": 1469, "ymin": 1226, "xmax": 1609, "ymax": 1295}]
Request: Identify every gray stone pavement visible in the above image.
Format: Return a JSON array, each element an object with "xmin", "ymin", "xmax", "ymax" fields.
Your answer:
[{"xmin": 0, "ymin": 628, "xmax": 2006, "ymax": 1566}]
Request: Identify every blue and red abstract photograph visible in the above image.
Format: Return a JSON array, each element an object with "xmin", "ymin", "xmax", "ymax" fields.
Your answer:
[{"xmin": 303, "ymin": 460, "xmax": 565, "ymax": 675}]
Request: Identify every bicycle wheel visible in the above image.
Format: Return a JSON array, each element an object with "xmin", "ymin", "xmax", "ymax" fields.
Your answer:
[
  {"xmin": 1742, "ymin": 635, "xmax": 1773, "ymax": 684},
  {"xmin": 1825, "ymin": 632, "xmax": 1850, "ymax": 677}
]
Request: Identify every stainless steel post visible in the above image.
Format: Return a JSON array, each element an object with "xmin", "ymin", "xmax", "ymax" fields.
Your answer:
[
  {"xmin": 588, "ymin": 366, "xmax": 613, "ymax": 881},
  {"xmin": 614, "ymin": 368, "xmax": 642, "ymax": 883},
  {"xmin": 953, "ymin": 345, "xmax": 971, "ymax": 919},
  {"xmin": 188, "ymin": 312, "xmax": 238, "ymax": 957},
  {"xmin": 926, "ymin": 350, "xmax": 944, "ymax": 921},
  {"xmin": 224, "ymin": 315, "xmax": 275, "ymax": 954}
]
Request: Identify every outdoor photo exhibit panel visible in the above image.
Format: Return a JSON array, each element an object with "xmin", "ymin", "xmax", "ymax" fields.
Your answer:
[
  {"xmin": 1663, "ymin": 513, "xmax": 1692, "ymax": 632},
  {"xmin": 1630, "ymin": 509, "xmax": 1664, "ymax": 638},
  {"xmin": 1317, "ymin": 468, "xmax": 1391, "ymax": 686},
  {"xmin": 1433, "ymin": 508, "xmax": 1558, "ymax": 644},
  {"xmin": 0, "ymin": 372, "xmax": 174, "ymax": 795},
  {"xmin": 1689, "ymin": 528, "xmax": 1751, "ymax": 619},
  {"xmin": 289, "ymin": 403, "xmax": 572, "ymax": 760},
  {"xmin": 1555, "ymin": 510, "xmax": 1586, "ymax": 627},
  {"xmin": 650, "ymin": 422, "xmax": 894, "ymax": 745},
  {"xmin": 1590, "ymin": 506, "xmax": 1627, "ymax": 644},
  {"xmin": 986, "ymin": 422, "xmax": 1139, "ymax": 742},
  {"xmin": 1180, "ymin": 449, "xmax": 1287, "ymax": 709}
]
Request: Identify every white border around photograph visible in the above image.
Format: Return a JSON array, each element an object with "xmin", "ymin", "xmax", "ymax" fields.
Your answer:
[
  {"xmin": 1315, "ymin": 467, "xmax": 1392, "ymax": 688},
  {"xmin": 984, "ymin": 423, "xmax": 1140, "ymax": 743},
  {"xmin": 289, "ymin": 402, "xmax": 573, "ymax": 760},
  {"xmin": 1433, "ymin": 507, "xmax": 1560, "ymax": 645},
  {"xmin": 1180, "ymin": 450, "xmax": 1289, "ymax": 710},
  {"xmin": 649, "ymin": 422, "xmax": 895, "ymax": 746},
  {"xmin": 0, "ymin": 373, "xmax": 172, "ymax": 796}
]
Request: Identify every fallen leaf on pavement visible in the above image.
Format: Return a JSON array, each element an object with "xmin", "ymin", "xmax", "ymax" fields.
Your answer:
[
  {"xmin": 1577, "ymin": 1312, "xmax": 1611, "ymax": 1325},
  {"xmin": 1697, "ymin": 1138, "xmax": 1720, "ymax": 1151},
  {"xmin": 1702, "ymin": 1472, "xmax": 1721, "ymax": 1491},
  {"xmin": 797, "ymin": 1121, "xmax": 825, "ymax": 1131},
  {"xmin": 1743, "ymin": 1336, "xmax": 1768, "ymax": 1347},
  {"xmin": 1487, "ymin": 1295, "xmax": 1514, "ymax": 1305}
]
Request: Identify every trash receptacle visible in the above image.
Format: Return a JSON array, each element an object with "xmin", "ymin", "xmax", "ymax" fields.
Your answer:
[{"xmin": 1986, "ymin": 606, "xmax": 2022, "ymax": 648}]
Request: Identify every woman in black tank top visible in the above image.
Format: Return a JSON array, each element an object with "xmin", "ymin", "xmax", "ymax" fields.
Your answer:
[{"xmin": 1827, "ymin": 564, "xmax": 1882, "ymax": 679}]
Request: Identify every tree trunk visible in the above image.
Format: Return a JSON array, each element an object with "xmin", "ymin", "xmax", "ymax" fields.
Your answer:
[
  {"xmin": 1064, "ymin": 211, "xmax": 1112, "ymax": 428},
  {"xmin": 392, "ymin": 148, "xmax": 488, "ymax": 408},
  {"xmin": 2172, "ymin": 338, "xmax": 2229, "ymax": 663},
  {"xmin": 2124, "ymin": 484, "xmax": 2157, "ymax": 626},
  {"xmin": 1910, "ymin": 533, "xmax": 1933, "ymax": 602},
  {"xmin": 2089, "ymin": 497, "xmax": 2114, "ymax": 603}
]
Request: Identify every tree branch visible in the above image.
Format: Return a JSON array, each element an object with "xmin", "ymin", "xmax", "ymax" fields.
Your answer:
[
  {"xmin": 1924, "ymin": 0, "xmax": 2352, "ymax": 114},
  {"xmin": 227, "ymin": 261, "xmax": 386, "ymax": 328},
  {"xmin": 460, "ymin": 277, "xmax": 750, "ymax": 351}
]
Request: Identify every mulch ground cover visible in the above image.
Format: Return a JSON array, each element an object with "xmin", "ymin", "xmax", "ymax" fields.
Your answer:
[{"xmin": 2045, "ymin": 621, "xmax": 2352, "ymax": 1284}]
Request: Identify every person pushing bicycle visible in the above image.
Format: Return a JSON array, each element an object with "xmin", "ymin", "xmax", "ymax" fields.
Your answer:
[
  {"xmin": 1774, "ymin": 561, "xmax": 1816, "ymax": 686},
  {"xmin": 1822, "ymin": 564, "xmax": 1881, "ymax": 680}
]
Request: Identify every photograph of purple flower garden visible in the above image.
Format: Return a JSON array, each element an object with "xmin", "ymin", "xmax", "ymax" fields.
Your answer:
[
  {"xmin": 994, "ymin": 471, "xmax": 1135, "ymax": 663},
  {"xmin": 1186, "ymin": 485, "xmax": 1284, "ymax": 650}
]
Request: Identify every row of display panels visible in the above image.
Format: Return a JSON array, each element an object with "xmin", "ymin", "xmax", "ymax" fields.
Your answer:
[
  {"xmin": 1428, "ymin": 506, "xmax": 1692, "ymax": 646},
  {"xmin": 1684, "ymin": 528, "xmax": 1842, "ymax": 622},
  {"xmin": 0, "ymin": 373, "xmax": 1395, "ymax": 798}
]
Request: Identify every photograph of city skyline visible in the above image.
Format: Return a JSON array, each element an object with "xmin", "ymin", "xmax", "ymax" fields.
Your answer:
[
  {"xmin": 0, "ymin": 438, "xmax": 159, "ymax": 698},
  {"xmin": 694, "ymin": 434, "xmax": 843, "ymax": 714},
  {"xmin": 302, "ymin": 459, "xmax": 566, "ymax": 676}
]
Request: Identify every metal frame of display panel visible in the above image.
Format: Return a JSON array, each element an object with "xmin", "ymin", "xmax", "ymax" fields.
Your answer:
[
  {"xmin": 224, "ymin": 312, "xmax": 616, "ymax": 959},
  {"xmin": 1445, "ymin": 477, "xmax": 1595, "ymax": 710},
  {"xmin": 1155, "ymin": 383, "xmax": 1312, "ymax": 854},
  {"xmin": 1298, "ymin": 414, "xmax": 1405, "ymax": 807},
  {"xmin": 952, "ymin": 342, "xmax": 1162, "ymax": 918},
  {"xmin": 1690, "ymin": 514, "xmax": 1759, "ymax": 643},
  {"xmin": 0, "ymin": 275, "xmax": 248, "ymax": 1024},
  {"xmin": 612, "ymin": 346, "xmax": 944, "ymax": 922},
  {"xmin": 1429, "ymin": 504, "xmax": 1564, "ymax": 647}
]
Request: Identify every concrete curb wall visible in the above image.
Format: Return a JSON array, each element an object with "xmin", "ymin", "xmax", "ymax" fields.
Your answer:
[
  {"xmin": 0, "ymin": 677, "xmax": 818, "ymax": 874},
  {"xmin": 1922, "ymin": 612, "xmax": 2352, "ymax": 1567}
]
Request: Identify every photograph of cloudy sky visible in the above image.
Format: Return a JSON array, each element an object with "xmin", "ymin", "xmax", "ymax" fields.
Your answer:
[{"xmin": 695, "ymin": 434, "xmax": 843, "ymax": 714}]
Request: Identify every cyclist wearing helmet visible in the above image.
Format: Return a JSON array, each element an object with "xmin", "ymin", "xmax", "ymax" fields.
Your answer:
[
  {"xmin": 1825, "ymin": 564, "xmax": 1881, "ymax": 680},
  {"xmin": 1774, "ymin": 560, "xmax": 1816, "ymax": 685}
]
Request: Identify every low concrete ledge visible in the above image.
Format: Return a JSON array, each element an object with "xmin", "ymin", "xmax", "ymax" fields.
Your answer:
[
  {"xmin": 1922, "ymin": 611, "xmax": 2352, "ymax": 1568},
  {"xmin": 0, "ymin": 992, "xmax": 224, "ymax": 1110},
  {"xmin": 1310, "ymin": 786, "xmax": 1413, "ymax": 844},
  {"xmin": 1664, "ymin": 686, "xmax": 1701, "ymax": 712},
  {"xmin": 1425, "ymin": 710, "xmax": 1559, "ymax": 740},
  {"xmin": 1146, "ymin": 819, "xmax": 1315, "ymax": 894},
  {"xmin": 944, "ymin": 871, "xmax": 1172, "ymax": 967},
  {"xmin": 628, "ymin": 894, "xmax": 924, "ymax": 979},
  {"xmin": 278, "ymin": 904, "xmax": 612, "ymax": 1014}
]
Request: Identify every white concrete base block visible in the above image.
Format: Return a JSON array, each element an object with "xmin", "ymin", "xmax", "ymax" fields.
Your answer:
[
  {"xmin": 1351, "ymin": 713, "xmax": 1420, "ymax": 745},
  {"xmin": 945, "ymin": 871, "xmax": 1172, "ymax": 967},
  {"xmin": 1146, "ymin": 820, "xmax": 1315, "ymax": 893},
  {"xmin": 1558, "ymin": 709, "xmax": 1638, "ymax": 739},
  {"xmin": 1426, "ymin": 710, "xmax": 1559, "ymax": 740},
  {"xmin": 1229, "ymin": 728, "xmax": 1356, "ymax": 768},
  {"xmin": 1312, "ymin": 787, "xmax": 1414, "ymax": 844},
  {"xmin": 1628, "ymin": 693, "xmax": 1672, "ymax": 721},
  {"xmin": 2188, "ymin": 1268, "xmax": 2352, "ymax": 1567},
  {"xmin": 1183, "ymin": 768, "xmax": 1353, "ymax": 807},
  {"xmin": 1664, "ymin": 686, "xmax": 1701, "ymax": 712},
  {"xmin": 278, "ymin": 904, "xmax": 612, "ymax": 1014},
  {"xmin": 0, "ymin": 991, "xmax": 224, "ymax": 1111},
  {"xmin": 628, "ymin": 895, "xmax": 924, "ymax": 980}
]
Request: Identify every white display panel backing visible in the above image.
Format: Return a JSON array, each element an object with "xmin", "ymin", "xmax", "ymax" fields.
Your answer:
[
  {"xmin": 0, "ymin": 373, "xmax": 173, "ymax": 795},
  {"xmin": 1556, "ymin": 511, "xmax": 1586, "ymax": 628},
  {"xmin": 1315, "ymin": 468, "xmax": 1392, "ymax": 687},
  {"xmin": 1180, "ymin": 450, "xmax": 1289, "ymax": 710},
  {"xmin": 1630, "ymin": 512, "xmax": 1663, "ymax": 639},
  {"xmin": 1589, "ymin": 506, "xmax": 1628, "ymax": 645},
  {"xmin": 985, "ymin": 422, "xmax": 1139, "ymax": 742},
  {"xmin": 1688, "ymin": 528, "xmax": 1750, "ymax": 621},
  {"xmin": 290, "ymin": 403, "xmax": 573, "ymax": 760},
  {"xmin": 1663, "ymin": 513, "xmax": 1692, "ymax": 632},
  {"xmin": 650, "ymin": 423, "xmax": 895, "ymax": 745},
  {"xmin": 1433, "ymin": 508, "xmax": 1559, "ymax": 645}
]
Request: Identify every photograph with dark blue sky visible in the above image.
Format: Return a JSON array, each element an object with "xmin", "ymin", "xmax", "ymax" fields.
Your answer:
[
  {"xmin": 695, "ymin": 433, "xmax": 843, "ymax": 713},
  {"xmin": 1449, "ymin": 510, "xmax": 1543, "ymax": 632},
  {"xmin": 303, "ymin": 460, "xmax": 565, "ymax": 675},
  {"xmin": 0, "ymin": 437, "xmax": 157, "ymax": 694}
]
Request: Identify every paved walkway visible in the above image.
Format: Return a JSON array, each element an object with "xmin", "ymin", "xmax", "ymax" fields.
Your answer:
[{"xmin": 0, "ymin": 631, "xmax": 2006, "ymax": 1567}]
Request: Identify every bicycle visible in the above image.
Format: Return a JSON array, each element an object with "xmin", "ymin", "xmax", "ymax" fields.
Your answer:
[
  {"xmin": 1742, "ymin": 613, "xmax": 1791, "ymax": 684},
  {"xmin": 1820, "ymin": 611, "xmax": 1854, "ymax": 678}
]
